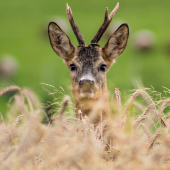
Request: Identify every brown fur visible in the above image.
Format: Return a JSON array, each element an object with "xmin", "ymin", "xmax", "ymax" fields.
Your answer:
[{"xmin": 48, "ymin": 7, "xmax": 129, "ymax": 125}]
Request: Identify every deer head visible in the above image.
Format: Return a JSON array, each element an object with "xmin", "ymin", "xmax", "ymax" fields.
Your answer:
[{"xmin": 48, "ymin": 3, "xmax": 129, "ymax": 122}]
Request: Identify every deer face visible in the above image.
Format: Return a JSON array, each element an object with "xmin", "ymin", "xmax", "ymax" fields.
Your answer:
[
  {"xmin": 48, "ymin": 4, "xmax": 129, "ymax": 101},
  {"xmin": 69, "ymin": 45, "xmax": 106, "ymax": 99}
]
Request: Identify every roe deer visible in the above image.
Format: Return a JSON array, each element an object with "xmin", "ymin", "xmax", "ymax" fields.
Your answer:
[{"xmin": 48, "ymin": 3, "xmax": 129, "ymax": 125}]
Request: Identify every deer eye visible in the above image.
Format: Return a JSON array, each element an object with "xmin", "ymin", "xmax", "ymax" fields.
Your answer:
[
  {"xmin": 100, "ymin": 64, "xmax": 106, "ymax": 72},
  {"xmin": 70, "ymin": 64, "xmax": 76, "ymax": 71}
]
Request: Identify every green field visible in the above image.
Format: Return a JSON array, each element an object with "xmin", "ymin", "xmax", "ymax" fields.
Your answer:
[{"xmin": 0, "ymin": 0, "xmax": 170, "ymax": 114}]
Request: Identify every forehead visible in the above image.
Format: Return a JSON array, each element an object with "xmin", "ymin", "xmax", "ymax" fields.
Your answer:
[{"xmin": 73, "ymin": 46, "xmax": 104, "ymax": 64}]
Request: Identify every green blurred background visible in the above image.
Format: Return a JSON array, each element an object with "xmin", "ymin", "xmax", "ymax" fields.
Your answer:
[{"xmin": 0, "ymin": 0, "xmax": 170, "ymax": 114}]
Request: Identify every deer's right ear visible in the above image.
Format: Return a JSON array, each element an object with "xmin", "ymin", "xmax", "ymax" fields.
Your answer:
[{"xmin": 48, "ymin": 22, "xmax": 75, "ymax": 61}]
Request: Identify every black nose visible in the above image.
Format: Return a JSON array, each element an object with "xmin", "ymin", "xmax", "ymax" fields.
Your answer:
[{"xmin": 79, "ymin": 79, "xmax": 94, "ymax": 87}]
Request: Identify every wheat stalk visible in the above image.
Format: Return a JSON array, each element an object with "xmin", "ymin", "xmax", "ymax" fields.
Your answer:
[
  {"xmin": 0, "ymin": 86, "xmax": 21, "ymax": 96},
  {"xmin": 114, "ymin": 88, "xmax": 122, "ymax": 110},
  {"xmin": 133, "ymin": 103, "xmax": 154, "ymax": 130}
]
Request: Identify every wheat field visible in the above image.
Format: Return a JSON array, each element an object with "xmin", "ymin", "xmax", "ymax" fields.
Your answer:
[{"xmin": 0, "ymin": 85, "xmax": 170, "ymax": 170}]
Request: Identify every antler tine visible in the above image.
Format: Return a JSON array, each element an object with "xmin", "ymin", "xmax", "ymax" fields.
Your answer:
[
  {"xmin": 91, "ymin": 3, "xmax": 119, "ymax": 44},
  {"xmin": 66, "ymin": 4, "xmax": 85, "ymax": 46}
]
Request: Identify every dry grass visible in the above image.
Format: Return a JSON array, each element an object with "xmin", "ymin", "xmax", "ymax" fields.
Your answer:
[{"xmin": 0, "ymin": 86, "xmax": 170, "ymax": 170}]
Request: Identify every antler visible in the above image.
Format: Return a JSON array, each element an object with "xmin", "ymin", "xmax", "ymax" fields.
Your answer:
[
  {"xmin": 67, "ymin": 4, "xmax": 85, "ymax": 46},
  {"xmin": 91, "ymin": 3, "xmax": 119, "ymax": 44}
]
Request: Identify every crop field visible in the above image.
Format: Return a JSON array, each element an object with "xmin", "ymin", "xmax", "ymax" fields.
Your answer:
[
  {"xmin": 0, "ymin": 0, "xmax": 170, "ymax": 169},
  {"xmin": 0, "ymin": 85, "xmax": 170, "ymax": 169}
]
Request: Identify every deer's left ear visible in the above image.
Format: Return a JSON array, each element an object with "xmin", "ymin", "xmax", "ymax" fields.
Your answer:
[{"xmin": 102, "ymin": 24, "xmax": 129, "ymax": 63}]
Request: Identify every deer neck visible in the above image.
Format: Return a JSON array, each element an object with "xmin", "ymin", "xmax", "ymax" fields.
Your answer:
[{"xmin": 73, "ymin": 81, "xmax": 110, "ymax": 123}]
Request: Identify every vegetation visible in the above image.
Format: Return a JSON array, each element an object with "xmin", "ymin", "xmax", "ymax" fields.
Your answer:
[
  {"xmin": 0, "ymin": 85, "xmax": 170, "ymax": 169},
  {"xmin": 0, "ymin": 1, "xmax": 170, "ymax": 168},
  {"xmin": 1, "ymin": 0, "xmax": 170, "ymax": 112}
]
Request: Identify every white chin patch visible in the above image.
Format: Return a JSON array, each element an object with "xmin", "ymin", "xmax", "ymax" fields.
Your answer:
[{"xmin": 80, "ymin": 92, "xmax": 94, "ymax": 98}]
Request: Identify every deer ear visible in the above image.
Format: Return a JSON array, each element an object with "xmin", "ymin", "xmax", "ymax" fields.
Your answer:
[
  {"xmin": 48, "ymin": 22, "xmax": 75, "ymax": 61},
  {"xmin": 102, "ymin": 24, "xmax": 129, "ymax": 63}
]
